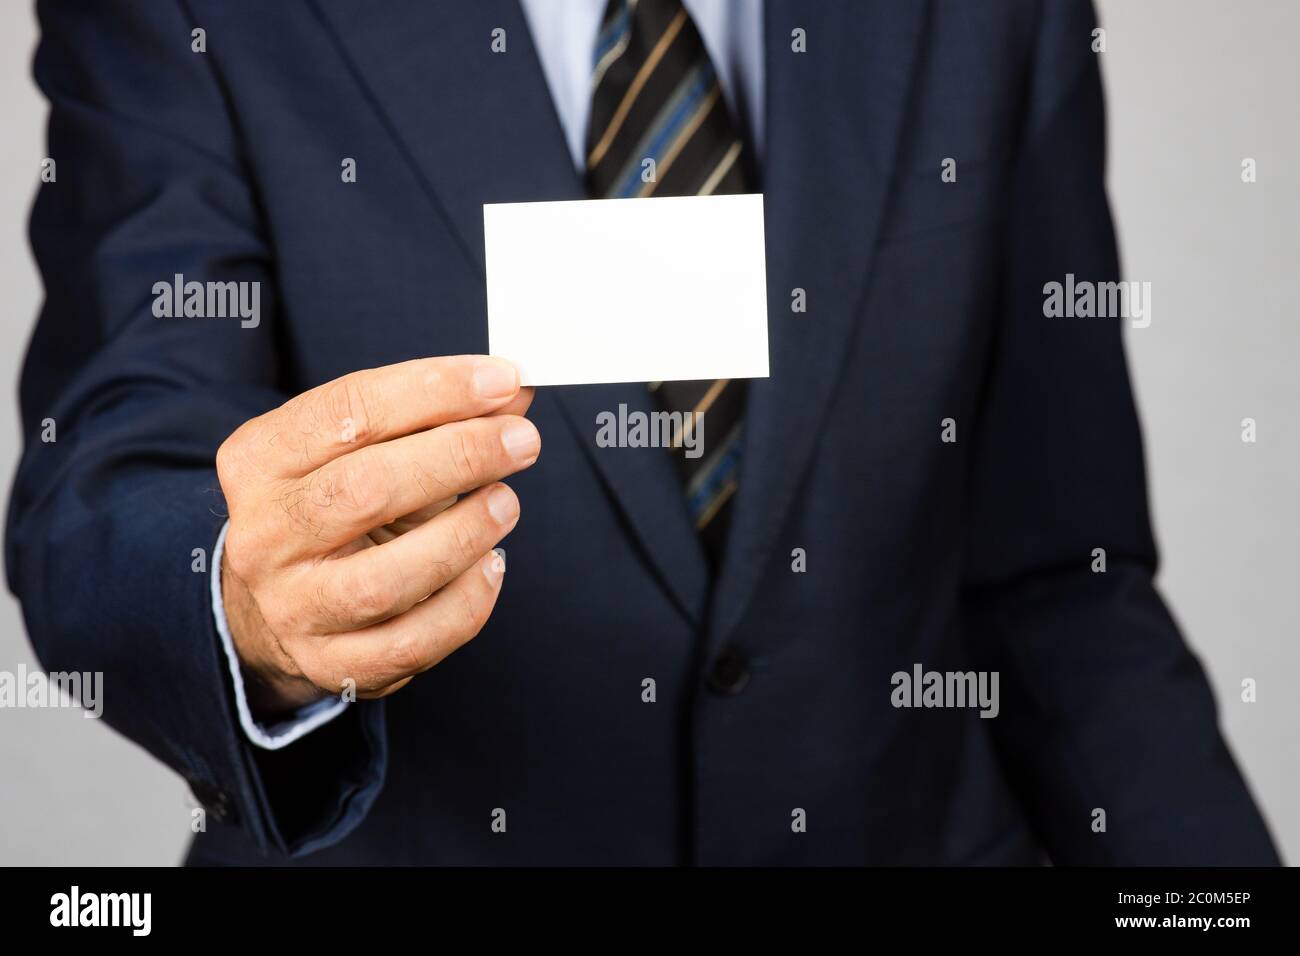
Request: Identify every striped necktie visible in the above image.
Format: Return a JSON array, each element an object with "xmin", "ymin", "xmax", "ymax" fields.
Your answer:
[{"xmin": 585, "ymin": 0, "xmax": 753, "ymax": 564}]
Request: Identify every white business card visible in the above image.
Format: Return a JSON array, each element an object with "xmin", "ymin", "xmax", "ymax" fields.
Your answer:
[{"xmin": 484, "ymin": 193, "xmax": 769, "ymax": 387}]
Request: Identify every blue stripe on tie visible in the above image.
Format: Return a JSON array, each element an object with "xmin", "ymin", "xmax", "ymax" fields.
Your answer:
[
  {"xmin": 611, "ymin": 61, "xmax": 715, "ymax": 198},
  {"xmin": 687, "ymin": 433, "xmax": 743, "ymax": 519},
  {"xmin": 593, "ymin": 3, "xmax": 632, "ymax": 68}
]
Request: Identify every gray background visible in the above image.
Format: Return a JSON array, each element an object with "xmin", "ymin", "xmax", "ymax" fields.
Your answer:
[{"xmin": 0, "ymin": 1, "xmax": 1295, "ymax": 865}]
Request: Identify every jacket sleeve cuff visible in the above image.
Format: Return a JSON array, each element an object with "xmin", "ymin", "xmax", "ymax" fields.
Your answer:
[{"xmin": 210, "ymin": 521, "xmax": 350, "ymax": 750}]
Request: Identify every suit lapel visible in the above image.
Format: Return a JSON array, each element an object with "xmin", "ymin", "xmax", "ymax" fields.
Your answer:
[
  {"xmin": 310, "ymin": 0, "xmax": 711, "ymax": 623},
  {"xmin": 309, "ymin": 0, "xmax": 582, "ymax": 270},
  {"xmin": 708, "ymin": 0, "xmax": 931, "ymax": 645}
]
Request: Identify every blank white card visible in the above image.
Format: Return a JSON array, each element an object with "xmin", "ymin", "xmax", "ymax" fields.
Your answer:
[{"xmin": 484, "ymin": 193, "xmax": 769, "ymax": 387}]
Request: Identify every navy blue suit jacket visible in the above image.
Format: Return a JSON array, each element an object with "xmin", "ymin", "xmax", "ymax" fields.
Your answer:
[{"xmin": 8, "ymin": 0, "xmax": 1279, "ymax": 865}]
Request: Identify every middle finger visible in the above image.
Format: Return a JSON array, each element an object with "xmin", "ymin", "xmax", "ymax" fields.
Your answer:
[{"xmin": 271, "ymin": 414, "xmax": 539, "ymax": 559}]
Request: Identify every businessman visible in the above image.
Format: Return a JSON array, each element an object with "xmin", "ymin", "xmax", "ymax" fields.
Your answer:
[{"xmin": 7, "ymin": 0, "xmax": 1279, "ymax": 865}]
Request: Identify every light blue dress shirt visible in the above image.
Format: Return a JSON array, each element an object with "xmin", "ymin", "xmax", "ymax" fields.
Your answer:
[
  {"xmin": 215, "ymin": 0, "xmax": 765, "ymax": 749},
  {"xmin": 519, "ymin": 0, "xmax": 764, "ymax": 171}
]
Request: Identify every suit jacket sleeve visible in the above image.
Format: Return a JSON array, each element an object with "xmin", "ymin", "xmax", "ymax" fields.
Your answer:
[
  {"xmin": 5, "ymin": 0, "xmax": 386, "ymax": 858},
  {"xmin": 961, "ymin": 0, "xmax": 1278, "ymax": 864}
]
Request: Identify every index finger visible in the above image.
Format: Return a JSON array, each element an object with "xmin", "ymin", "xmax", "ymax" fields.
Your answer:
[{"xmin": 252, "ymin": 355, "xmax": 523, "ymax": 478}]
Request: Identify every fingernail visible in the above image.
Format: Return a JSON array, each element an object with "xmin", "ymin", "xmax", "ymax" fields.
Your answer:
[
  {"xmin": 501, "ymin": 420, "xmax": 540, "ymax": 464},
  {"xmin": 482, "ymin": 550, "xmax": 505, "ymax": 584},
  {"xmin": 486, "ymin": 486, "xmax": 519, "ymax": 524},
  {"xmin": 473, "ymin": 359, "xmax": 518, "ymax": 399}
]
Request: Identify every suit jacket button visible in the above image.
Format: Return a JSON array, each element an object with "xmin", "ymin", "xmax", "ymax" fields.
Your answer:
[{"xmin": 707, "ymin": 648, "xmax": 751, "ymax": 696}]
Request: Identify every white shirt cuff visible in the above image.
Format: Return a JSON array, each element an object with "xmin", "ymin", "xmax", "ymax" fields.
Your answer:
[{"xmin": 211, "ymin": 520, "xmax": 349, "ymax": 750}]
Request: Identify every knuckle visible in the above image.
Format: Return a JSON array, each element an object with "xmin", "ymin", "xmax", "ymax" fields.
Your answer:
[
  {"xmin": 338, "ymin": 569, "xmax": 401, "ymax": 624},
  {"xmin": 446, "ymin": 428, "xmax": 485, "ymax": 487},
  {"xmin": 274, "ymin": 481, "xmax": 323, "ymax": 537},
  {"xmin": 320, "ymin": 456, "xmax": 390, "ymax": 524},
  {"xmin": 454, "ymin": 584, "xmax": 490, "ymax": 641},
  {"xmin": 296, "ymin": 653, "xmax": 342, "ymax": 695},
  {"xmin": 410, "ymin": 459, "xmax": 452, "ymax": 502},
  {"xmin": 448, "ymin": 513, "xmax": 484, "ymax": 564},
  {"xmin": 214, "ymin": 437, "xmax": 238, "ymax": 488},
  {"xmin": 357, "ymin": 576, "xmax": 401, "ymax": 622},
  {"xmin": 327, "ymin": 376, "xmax": 385, "ymax": 446},
  {"xmin": 221, "ymin": 525, "xmax": 261, "ymax": 580},
  {"xmin": 419, "ymin": 366, "xmax": 446, "ymax": 404},
  {"xmin": 385, "ymin": 629, "xmax": 429, "ymax": 677},
  {"xmin": 336, "ymin": 458, "xmax": 382, "ymax": 515},
  {"xmin": 320, "ymin": 381, "xmax": 356, "ymax": 440},
  {"xmin": 303, "ymin": 645, "xmax": 378, "ymax": 697},
  {"xmin": 215, "ymin": 425, "xmax": 254, "ymax": 492}
]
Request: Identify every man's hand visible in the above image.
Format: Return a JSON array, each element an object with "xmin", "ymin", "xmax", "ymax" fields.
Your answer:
[{"xmin": 215, "ymin": 355, "xmax": 540, "ymax": 716}]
